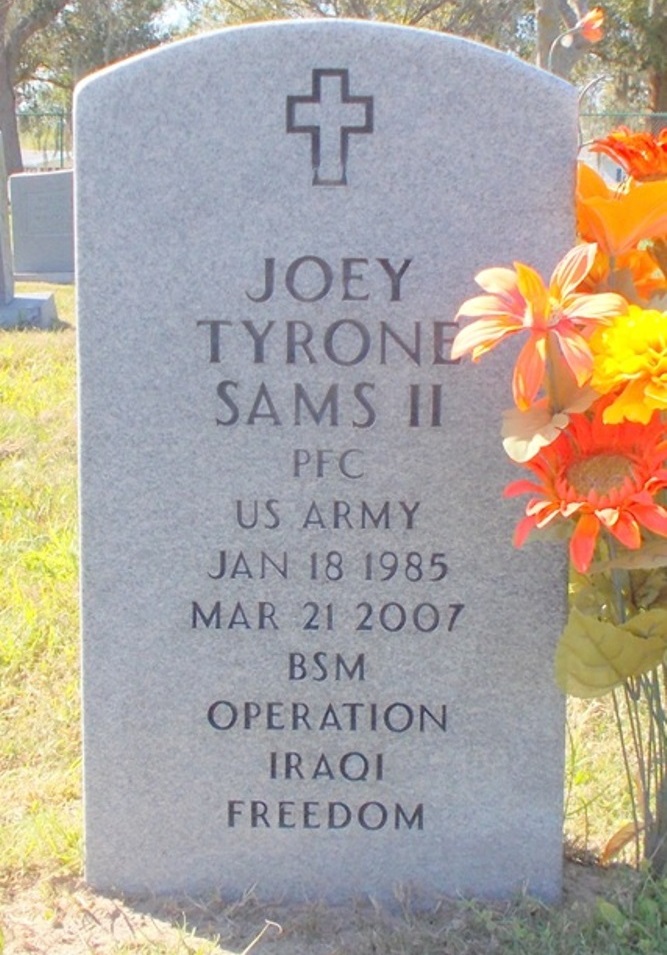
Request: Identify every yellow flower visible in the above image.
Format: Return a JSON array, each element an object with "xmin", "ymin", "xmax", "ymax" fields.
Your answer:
[{"xmin": 590, "ymin": 306, "xmax": 667, "ymax": 423}]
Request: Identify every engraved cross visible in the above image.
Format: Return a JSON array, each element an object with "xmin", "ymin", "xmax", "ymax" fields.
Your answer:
[{"xmin": 286, "ymin": 69, "xmax": 374, "ymax": 186}]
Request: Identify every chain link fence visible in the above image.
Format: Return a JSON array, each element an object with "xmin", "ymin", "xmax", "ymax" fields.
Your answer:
[
  {"xmin": 580, "ymin": 111, "xmax": 667, "ymax": 144},
  {"xmin": 13, "ymin": 109, "xmax": 667, "ymax": 174},
  {"xmin": 17, "ymin": 110, "xmax": 72, "ymax": 170}
]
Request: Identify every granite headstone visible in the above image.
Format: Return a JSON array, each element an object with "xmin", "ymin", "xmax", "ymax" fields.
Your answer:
[
  {"xmin": 77, "ymin": 21, "xmax": 574, "ymax": 903},
  {"xmin": 10, "ymin": 169, "xmax": 74, "ymax": 280},
  {"xmin": 0, "ymin": 136, "xmax": 14, "ymax": 305},
  {"xmin": 0, "ymin": 137, "xmax": 58, "ymax": 328}
]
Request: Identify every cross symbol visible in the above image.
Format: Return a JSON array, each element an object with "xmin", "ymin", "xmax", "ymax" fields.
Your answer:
[{"xmin": 286, "ymin": 69, "xmax": 374, "ymax": 186}]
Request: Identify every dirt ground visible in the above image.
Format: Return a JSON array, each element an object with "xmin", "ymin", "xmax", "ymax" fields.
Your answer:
[{"xmin": 0, "ymin": 860, "xmax": 629, "ymax": 955}]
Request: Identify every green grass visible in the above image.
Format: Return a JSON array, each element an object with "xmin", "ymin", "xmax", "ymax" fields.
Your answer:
[
  {"xmin": 0, "ymin": 284, "xmax": 79, "ymax": 885},
  {"xmin": 2, "ymin": 284, "xmax": 667, "ymax": 952}
]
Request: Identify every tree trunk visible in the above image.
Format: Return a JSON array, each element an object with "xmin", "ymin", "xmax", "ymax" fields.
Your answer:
[
  {"xmin": 535, "ymin": 0, "xmax": 593, "ymax": 77},
  {"xmin": 0, "ymin": 51, "xmax": 21, "ymax": 174},
  {"xmin": 0, "ymin": 0, "xmax": 71, "ymax": 175},
  {"xmin": 649, "ymin": 67, "xmax": 667, "ymax": 130}
]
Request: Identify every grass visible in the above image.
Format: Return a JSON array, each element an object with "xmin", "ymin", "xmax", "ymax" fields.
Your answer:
[
  {"xmin": 0, "ymin": 284, "xmax": 79, "ymax": 890},
  {"xmin": 1, "ymin": 284, "xmax": 667, "ymax": 952}
]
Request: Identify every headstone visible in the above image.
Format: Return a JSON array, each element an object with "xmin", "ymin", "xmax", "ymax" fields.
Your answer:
[
  {"xmin": 10, "ymin": 169, "xmax": 75, "ymax": 281},
  {"xmin": 0, "ymin": 135, "xmax": 58, "ymax": 328},
  {"xmin": 77, "ymin": 21, "xmax": 575, "ymax": 904},
  {"xmin": 0, "ymin": 136, "xmax": 14, "ymax": 305}
]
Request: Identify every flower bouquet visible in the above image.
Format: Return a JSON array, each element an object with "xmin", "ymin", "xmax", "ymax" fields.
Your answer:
[{"xmin": 452, "ymin": 127, "xmax": 667, "ymax": 872}]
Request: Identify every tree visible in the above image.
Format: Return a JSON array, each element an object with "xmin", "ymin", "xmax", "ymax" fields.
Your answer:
[
  {"xmin": 535, "ymin": 0, "xmax": 600, "ymax": 77},
  {"xmin": 0, "ymin": 0, "xmax": 69, "ymax": 175},
  {"xmin": 22, "ymin": 0, "xmax": 173, "ymax": 106},
  {"xmin": 188, "ymin": 0, "xmax": 535, "ymax": 58},
  {"xmin": 602, "ymin": 1, "xmax": 667, "ymax": 113},
  {"xmin": 3, "ymin": 0, "xmax": 177, "ymax": 173}
]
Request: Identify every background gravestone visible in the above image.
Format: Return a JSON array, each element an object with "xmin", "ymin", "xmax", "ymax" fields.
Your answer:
[
  {"xmin": 77, "ymin": 21, "xmax": 575, "ymax": 903},
  {"xmin": 0, "ymin": 135, "xmax": 14, "ymax": 305},
  {"xmin": 0, "ymin": 134, "xmax": 58, "ymax": 328},
  {"xmin": 10, "ymin": 169, "xmax": 74, "ymax": 281}
]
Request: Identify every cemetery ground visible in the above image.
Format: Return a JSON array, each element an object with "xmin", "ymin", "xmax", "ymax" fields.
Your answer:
[{"xmin": 2, "ymin": 285, "xmax": 667, "ymax": 955}]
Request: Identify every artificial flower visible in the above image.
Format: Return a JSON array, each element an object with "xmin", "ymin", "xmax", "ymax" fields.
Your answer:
[
  {"xmin": 579, "ymin": 244, "xmax": 667, "ymax": 302},
  {"xmin": 576, "ymin": 6, "xmax": 604, "ymax": 43},
  {"xmin": 590, "ymin": 305, "xmax": 667, "ymax": 423},
  {"xmin": 502, "ymin": 385, "xmax": 596, "ymax": 463},
  {"xmin": 557, "ymin": 6, "xmax": 604, "ymax": 53},
  {"xmin": 505, "ymin": 403, "xmax": 667, "ymax": 573},
  {"xmin": 451, "ymin": 243, "xmax": 627, "ymax": 410},
  {"xmin": 590, "ymin": 126, "xmax": 667, "ymax": 181},
  {"xmin": 577, "ymin": 164, "xmax": 667, "ymax": 258}
]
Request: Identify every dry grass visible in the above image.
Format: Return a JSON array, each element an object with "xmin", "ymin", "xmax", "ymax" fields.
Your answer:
[{"xmin": 0, "ymin": 861, "xmax": 655, "ymax": 955}]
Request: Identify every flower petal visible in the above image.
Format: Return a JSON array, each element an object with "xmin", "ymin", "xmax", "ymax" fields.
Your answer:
[
  {"xmin": 512, "ymin": 334, "xmax": 547, "ymax": 409},
  {"xmin": 513, "ymin": 514, "xmax": 538, "ymax": 548},
  {"xmin": 502, "ymin": 404, "xmax": 569, "ymax": 462},
  {"xmin": 601, "ymin": 380, "xmax": 656, "ymax": 425},
  {"xmin": 456, "ymin": 292, "xmax": 523, "ymax": 319},
  {"xmin": 504, "ymin": 478, "xmax": 548, "ymax": 497},
  {"xmin": 633, "ymin": 503, "xmax": 667, "ymax": 538},
  {"xmin": 550, "ymin": 243, "xmax": 597, "ymax": 299},
  {"xmin": 580, "ymin": 181, "xmax": 667, "ymax": 257},
  {"xmin": 570, "ymin": 513, "xmax": 600, "ymax": 573},
  {"xmin": 552, "ymin": 327, "xmax": 593, "ymax": 386},
  {"xmin": 474, "ymin": 267, "xmax": 521, "ymax": 296},
  {"xmin": 561, "ymin": 291, "xmax": 628, "ymax": 322},
  {"xmin": 608, "ymin": 511, "xmax": 642, "ymax": 550},
  {"xmin": 450, "ymin": 317, "xmax": 522, "ymax": 361},
  {"xmin": 514, "ymin": 262, "xmax": 548, "ymax": 325}
]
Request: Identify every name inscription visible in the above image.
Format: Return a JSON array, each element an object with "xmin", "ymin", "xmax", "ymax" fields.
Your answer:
[{"xmin": 191, "ymin": 252, "xmax": 464, "ymax": 834}]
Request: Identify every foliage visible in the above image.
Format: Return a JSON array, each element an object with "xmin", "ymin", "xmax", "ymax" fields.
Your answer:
[
  {"xmin": 0, "ymin": 0, "xmax": 182, "ymax": 171},
  {"xmin": 0, "ymin": 0, "xmax": 70, "ymax": 173},
  {"xmin": 186, "ymin": 0, "xmax": 536, "ymax": 58},
  {"xmin": 569, "ymin": 1, "xmax": 667, "ymax": 113},
  {"xmin": 598, "ymin": 0, "xmax": 667, "ymax": 111},
  {"xmin": 19, "ymin": 0, "xmax": 174, "ymax": 112}
]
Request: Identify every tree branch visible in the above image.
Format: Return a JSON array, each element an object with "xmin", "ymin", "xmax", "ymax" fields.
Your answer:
[
  {"xmin": 8, "ymin": 0, "xmax": 69, "ymax": 71},
  {"xmin": 406, "ymin": 0, "xmax": 453, "ymax": 26}
]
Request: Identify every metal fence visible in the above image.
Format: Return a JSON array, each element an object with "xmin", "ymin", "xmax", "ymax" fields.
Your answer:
[
  {"xmin": 18, "ymin": 110, "xmax": 72, "ymax": 170},
  {"xmin": 580, "ymin": 111, "xmax": 667, "ymax": 144},
  {"xmin": 13, "ymin": 109, "xmax": 667, "ymax": 173}
]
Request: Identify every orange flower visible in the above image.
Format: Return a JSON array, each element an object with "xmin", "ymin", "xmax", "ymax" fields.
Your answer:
[
  {"xmin": 590, "ymin": 126, "xmax": 667, "ymax": 181},
  {"xmin": 504, "ymin": 403, "xmax": 667, "ymax": 573},
  {"xmin": 577, "ymin": 6, "xmax": 604, "ymax": 43},
  {"xmin": 579, "ymin": 244, "xmax": 667, "ymax": 302},
  {"xmin": 451, "ymin": 243, "xmax": 627, "ymax": 410},
  {"xmin": 577, "ymin": 164, "xmax": 667, "ymax": 258}
]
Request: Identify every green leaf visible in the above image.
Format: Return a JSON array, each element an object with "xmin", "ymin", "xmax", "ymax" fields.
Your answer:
[
  {"xmin": 596, "ymin": 899, "xmax": 626, "ymax": 927},
  {"xmin": 622, "ymin": 607, "xmax": 667, "ymax": 640},
  {"xmin": 555, "ymin": 606, "xmax": 667, "ymax": 698},
  {"xmin": 591, "ymin": 539, "xmax": 667, "ymax": 573}
]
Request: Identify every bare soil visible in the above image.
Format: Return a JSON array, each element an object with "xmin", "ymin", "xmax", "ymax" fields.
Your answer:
[{"xmin": 0, "ymin": 860, "xmax": 631, "ymax": 955}]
